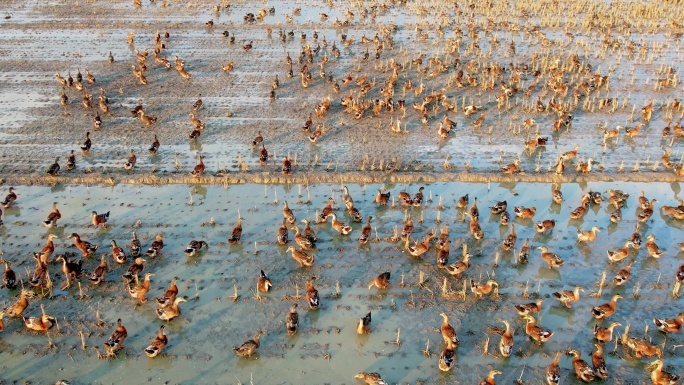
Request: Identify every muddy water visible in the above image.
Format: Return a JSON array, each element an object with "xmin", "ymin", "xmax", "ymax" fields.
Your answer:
[{"xmin": 0, "ymin": 181, "xmax": 682, "ymax": 384}]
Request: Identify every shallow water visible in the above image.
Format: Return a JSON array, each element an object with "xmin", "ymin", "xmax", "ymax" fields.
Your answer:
[{"xmin": 0, "ymin": 181, "xmax": 682, "ymax": 384}]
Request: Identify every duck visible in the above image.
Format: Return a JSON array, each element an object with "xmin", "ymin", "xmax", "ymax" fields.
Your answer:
[
  {"xmin": 317, "ymin": 197, "xmax": 336, "ymax": 223},
  {"xmin": 518, "ymin": 238, "xmax": 530, "ymax": 263},
  {"xmin": 104, "ymin": 319, "xmax": 128, "ymax": 353},
  {"xmin": 144, "ymin": 325, "xmax": 168, "ymax": 358},
  {"xmin": 43, "ymin": 202, "xmax": 61, "ymax": 227},
  {"xmin": 499, "ymin": 320, "xmax": 514, "ymax": 357},
  {"xmin": 470, "ymin": 197, "xmax": 480, "ymax": 219},
  {"xmin": 1, "ymin": 187, "xmax": 17, "ymax": 208},
  {"xmin": 552, "ymin": 286, "xmax": 583, "ymax": 308},
  {"xmin": 514, "ymin": 206, "xmax": 536, "ymax": 219},
  {"xmin": 3, "ymin": 261, "xmax": 17, "ymax": 289},
  {"xmin": 570, "ymin": 194, "xmax": 590, "ymax": 219},
  {"xmin": 88, "ymin": 254, "xmax": 109, "ymax": 285},
  {"xmin": 29, "ymin": 254, "xmax": 48, "ymax": 288},
  {"xmin": 502, "ymin": 224, "xmax": 517, "ymax": 251},
  {"xmin": 282, "ymin": 156, "xmax": 292, "ymax": 175},
  {"xmin": 592, "ymin": 294, "xmax": 622, "ymax": 319},
  {"xmin": 357, "ymin": 312, "xmax": 371, "ymax": 334},
  {"xmin": 286, "ymin": 246, "xmax": 314, "ymax": 267},
  {"xmin": 412, "ymin": 187, "xmax": 425, "ymax": 207},
  {"xmin": 538, "ymin": 246, "xmax": 564, "ymax": 269},
  {"xmin": 515, "ymin": 299, "xmax": 543, "ymax": 317},
  {"xmin": 646, "ymin": 359, "xmax": 681, "ymax": 385},
  {"xmin": 592, "ymin": 343, "xmax": 608, "ymax": 379},
  {"xmin": 69, "ymin": 233, "xmax": 98, "ymax": 256},
  {"xmin": 638, "ymin": 191, "xmax": 650, "ymax": 209},
  {"xmin": 613, "ymin": 260, "xmax": 635, "ymax": 286},
  {"xmin": 347, "ymin": 202, "xmax": 363, "ymax": 222},
  {"xmin": 438, "ymin": 340, "xmax": 457, "ymax": 372},
  {"xmin": 46, "ymin": 156, "xmax": 61, "ymax": 176},
  {"xmin": 436, "ymin": 239, "xmax": 450, "ymax": 268},
  {"xmin": 189, "ymin": 128, "xmax": 201, "ymax": 140},
  {"xmin": 129, "ymin": 232, "xmax": 141, "ymax": 256},
  {"xmin": 470, "ymin": 279, "xmax": 498, "ymax": 299},
  {"xmin": 375, "ymin": 189, "xmax": 390, "ymax": 205},
  {"xmin": 368, "ymin": 271, "xmax": 390, "ymax": 290},
  {"xmin": 191, "ymin": 154, "xmax": 205, "ymax": 177},
  {"xmin": 60, "ymin": 89, "xmax": 68, "ymax": 106},
  {"xmin": 156, "ymin": 297, "xmax": 187, "ymax": 322},
  {"xmin": 661, "ymin": 200, "xmax": 684, "ymax": 220},
  {"xmin": 189, "ymin": 113, "xmax": 205, "ymax": 130},
  {"xmin": 439, "ymin": 312, "xmax": 460, "ymax": 346},
  {"xmin": 56, "ymin": 254, "xmax": 83, "ymax": 288},
  {"xmin": 524, "ymin": 315, "xmax": 553, "ymax": 343},
  {"xmin": 257, "ymin": 270, "xmax": 272, "ymax": 293},
  {"xmin": 5, "ymin": 290, "xmax": 29, "ymax": 317},
  {"xmin": 306, "ymin": 277, "xmax": 319, "ymax": 309},
  {"xmin": 624, "ymin": 333, "xmax": 663, "ymax": 358},
  {"xmin": 401, "ymin": 217, "xmax": 414, "ymax": 241},
  {"xmin": 490, "ymin": 200, "xmax": 507, "ymax": 215},
  {"xmin": 151, "ymin": 277, "xmax": 179, "ymax": 308},
  {"xmin": 406, "ymin": 233, "xmax": 434, "ymax": 257},
  {"xmin": 293, "ymin": 226, "xmax": 313, "ymax": 250},
  {"xmin": 282, "ymin": 201, "xmax": 296, "ymax": 224},
  {"xmin": 358, "ymin": 216, "xmax": 372, "ymax": 245},
  {"xmin": 112, "ymin": 240, "xmax": 127, "ymax": 264},
  {"xmin": 638, "ymin": 199, "xmax": 658, "ymax": 222},
  {"xmin": 501, "ymin": 159, "xmax": 520, "ymax": 174},
  {"xmin": 536, "ymin": 219, "xmax": 555, "ymax": 233},
  {"xmin": 561, "ymin": 144, "xmax": 580, "ymax": 160},
  {"xmin": 81, "ymin": 131, "xmax": 92, "ymax": 153},
  {"xmin": 128, "ymin": 272, "xmax": 154, "ymax": 303},
  {"xmin": 398, "ymin": 191, "xmax": 413, "ymax": 206},
  {"xmin": 457, "ymin": 194, "xmax": 469, "ymax": 209},
  {"xmin": 184, "ymin": 240, "xmax": 208, "ymax": 257},
  {"xmin": 646, "ymin": 234, "xmax": 664, "ymax": 258},
  {"xmin": 259, "ymin": 144, "xmax": 268, "ymax": 163},
  {"xmin": 445, "ymin": 244, "xmax": 470, "ymax": 277},
  {"xmin": 23, "ymin": 304, "xmax": 56, "ymax": 332},
  {"xmin": 286, "ymin": 304, "xmax": 299, "ymax": 335},
  {"xmin": 607, "ymin": 241, "xmax": 632, "ymax": 263},
  {"xmin": 340, "ymin": 185, "xmax": 354, "ymax": 208},
  {"xmin": 551, "ymin": 183, "xmax": 563, "ymax": 204},
  {"xmin": 594, "ymin": 322, "xmax": 621, "ymax": 343},
  {"xmin": 227, "ymin": 216, "xmax": 244, "ymax": 245},
  {"xmin": 354, "ymin": 372, "xmax": 387, "ymax": 385},
  {"xmin": 93, "ymin": 111, "xmax": 102, "ymax": 129},
  {"xmin": 576, "ymin": 158, "xmax": 593, "ymax": 173},
  {"xmin": 568, "ymin": 349, "xmax": 595, "ymax": 382},
  {"xmin": 546, "ymin": 351, "xmax": 562, "ymax": 385},
  {"xmin": 38, "ymin": 233, "xmax": 59, "ymax": 261},
  {"xmin": 192, "ymin": 95, "xmax": 203, "ymax": 111},
  {"xmin": 577, "ymin": 226, "xmax": 600, "ymax": 242},
  {"xmin": 91, "ymin": 210, "xmax": 110, "ymax": 228},
  {"xmin": 277, "ymin": 219, "xmax": 289, "ymax": 245},
  {"xmin": 330, "ymin": 213, "xmax": 352, "ymax": 235},
  {"xmin": 252, "ymin": 131, "xmax": 263, "ymax": 147},
  {"xmin": 124, "ymin": 150, "xmax": 136, "ymax": 170},
  {"xmin": 66, "ymin": 150, "xmax": 76, "ymax": 170},
  {"xmin": 146, "ymin": 235, "xmax": 164, "ymax": 257},
  {"xmin": 653, "ymin": 312, "xmax": 684, "ymax": 333},
  {"xmin": 610, "ymin": 208, "xmax": 622, "ymax": 223},
  {"xmin": 468, "ymin": 213, "xmax": 484, "ymax": 240},
  {"xmin": 479, "ymin": 370, "xmax": 502, "ymax": 385}
]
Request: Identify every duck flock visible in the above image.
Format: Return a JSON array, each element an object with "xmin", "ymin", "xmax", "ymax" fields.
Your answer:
[
  {"xmin": 1, "ymin": 0, "xmax": 684, "ymax": 383},
  {"xmin": 1, "ymin": 181, "xmax": 684, "ymax": 384}
]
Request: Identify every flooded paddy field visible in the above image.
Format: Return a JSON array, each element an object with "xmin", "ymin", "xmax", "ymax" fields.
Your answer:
[
  {"xmin": 1, "ymin": 0, "xmax": 684, "ymax": 383},
  {"xmin": 0, "ymin": 0, "xmax": 682, "ymax": 183},
  {"xmin": 0, "ymin": 182, "xmax": 683, "ymax": 384}
]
